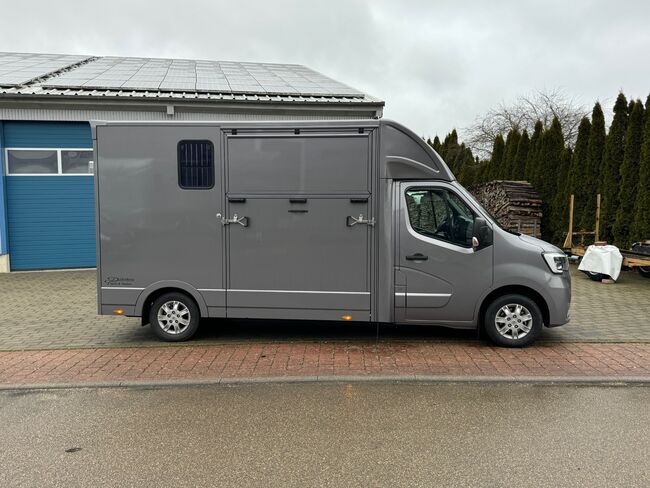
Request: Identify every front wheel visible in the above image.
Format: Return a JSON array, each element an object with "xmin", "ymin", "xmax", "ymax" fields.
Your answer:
[
  {"xmin": 638, "ymin": 267, "xmax": 650, "ymax": 279},
  {"xmin": 484, "ymin": 294, "xmax": 543, "ymax": 347},
  {"xmin": 149, "ymin": 292, "xmax": 200, "ymax": 342}
]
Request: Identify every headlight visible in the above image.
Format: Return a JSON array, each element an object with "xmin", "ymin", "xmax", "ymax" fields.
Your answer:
[{"xmin": 542, "ymin": 252, "xmax": 569, "ymax": 274}]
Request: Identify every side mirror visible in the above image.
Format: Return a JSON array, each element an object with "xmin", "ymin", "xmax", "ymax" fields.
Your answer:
[{"xmin": 472, "ymin": 217, "xmax": 493, "ymax": 250}]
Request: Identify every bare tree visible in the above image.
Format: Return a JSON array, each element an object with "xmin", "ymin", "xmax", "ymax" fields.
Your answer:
[{"xmin": 464, "ymin": 88, "xmax": 588, "ymax": 158}]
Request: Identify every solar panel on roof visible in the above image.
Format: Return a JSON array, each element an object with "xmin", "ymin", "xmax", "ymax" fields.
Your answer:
[
  {"xmin": 0, "ymin": 52, "xmax": 88, "ymax": 86},
  {"xmin": 0, "ymin": 53, "xmax": 364, "ymax": 97}
]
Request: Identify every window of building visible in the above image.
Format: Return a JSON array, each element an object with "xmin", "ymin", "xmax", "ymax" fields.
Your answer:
[
  {"xmin": 178, "ymin": 140, "xmax": 214, "ymax": 189},
  {"xmin": 61, "ymin": 150, "xmax": 94, "ymax": 174},
  {"xmin": 7, "ymin": 150, "xmax": 58, "ymax": 174},
  {"xmin": 405, "ymin": 187, "xmax": 475, "ymax": 247},
  {"xmin": 6, "ymin": 148, "xmax": 93, "ymax": 175}
]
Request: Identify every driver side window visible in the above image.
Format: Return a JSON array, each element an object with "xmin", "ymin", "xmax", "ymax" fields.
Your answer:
[{"xmin": 405, "ymin": 187, "xmax": 475, "ymax": 247}]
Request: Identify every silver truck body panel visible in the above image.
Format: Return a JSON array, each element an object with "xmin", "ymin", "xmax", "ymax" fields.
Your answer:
[{"xmin": 93, "ymin": 119, "xmax": 570, "ymax": 330}]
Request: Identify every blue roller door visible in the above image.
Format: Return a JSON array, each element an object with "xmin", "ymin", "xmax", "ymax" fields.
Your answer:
[
  {"xmin": 7, "ymin": 177, "xmax": 95, "ymax": 270},
  {"xmin": 4, "ymin": 122, "xmax": 96, "ymax": 270}
]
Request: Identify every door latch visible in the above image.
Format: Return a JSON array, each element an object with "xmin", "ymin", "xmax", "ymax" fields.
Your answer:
[
  {"xmin": 217, "ymin": 213, "xmax": 249, "ymax": 227},
  {"xmin": 346, "ymin": 214, "xmax": 375, "ymax": 227},
  {"xmin": 405, "ymin": 253, "xmax": 428, "ymax": 261}
]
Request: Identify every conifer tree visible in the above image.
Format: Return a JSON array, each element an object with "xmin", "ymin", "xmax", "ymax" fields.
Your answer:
[
  {"xmin": 628, "ymin": 100, "xmax": 636, "ymax": 115},
  {"xmin": 632, "ymin": 94, "xmax": 650, "ymax": 241},
  {"xmin": 581, "ymin": 102, "xmax": 606, "ymax": 231},
  {"xmin": 525, "ymin": 121, "xmax": 544, "ymax": 182},
  {"xmin": 450, "ymin": 143, "xmax": 470, "ymax": 178},
  {"xmin": 501, "ymin": 129, "xmax": 521, "ymax": 179},
  {"xmin": 454, "ymin": 144, "xmax": 471, "ymax": 176},
  {"xmin": 601, "ymin": 93, "xmax": 628, "ymax": 243},
  {"xmin": 487, "ymin": 134, "xmax": 505, "ymax": 181},
  {"xmin": 458, "ymin": 150, "xmax": 477, "ymax": 186},
  {"xmin": 475, "ymin": 157, "xmax": 490, "ymax": 185},
  {"xmin": 472, "ymin": 160, "xmax": 483, "ymax": 184},
  {"xmin": 432, "ymin": 136, "xmax": 442, "ymax": 154},
  {"xmin": 567, "ymin": 117, "xmax": 591, "ymax": 229},
  {"xmin": 440, "ymin": 130, "xmax": 461, "ymax": 173},
  {"xmin": 553, "ymin": 147, "xmax": 573, "ymax": 243},
  {"xmin": 427, "ymin": 135, "xmax": 442, "ymax": 154},
  {"xmin": 499, "ymin": 130, "xmax": 514, "ymax": 179},
  {"xmin": 530, "ymin": 126, "xmax": 550, "ymax": 190},
  {"xmin": 512, "ymin": 130, "xmax": 530, "ymax": 180},
  {"xmin": 537, "ymin": 117, "xmax": 565, "ymax": 242},
  {"xmin": 614, "ymin": 100, "xmax": 644, "ymax": 247}
]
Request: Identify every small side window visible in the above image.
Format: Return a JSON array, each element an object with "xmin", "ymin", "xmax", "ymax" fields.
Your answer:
[
  {"xmin": 178, "ymin": 140, "xmax": 214, "ymax": 189},
  {"xmin": 62, "ymin": 150, "xmax": 94, "ymax": 174},
  {"xmin": 7, "ymin": 150, "xmax": 58, "ymax": 174},
  {"xmin": 405, "ymin": 187, "xmax": 475, "ymax": 247}
]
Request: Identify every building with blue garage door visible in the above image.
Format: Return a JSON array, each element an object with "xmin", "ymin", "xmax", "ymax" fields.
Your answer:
[{"xmin": 0, "ymin": 52, "xmax": 383, "ymax": 272}]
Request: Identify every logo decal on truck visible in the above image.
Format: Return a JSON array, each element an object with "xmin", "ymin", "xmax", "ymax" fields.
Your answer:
[{"xmin": 103, "ymin": 276, "xmax": 135, "ymax": 286}]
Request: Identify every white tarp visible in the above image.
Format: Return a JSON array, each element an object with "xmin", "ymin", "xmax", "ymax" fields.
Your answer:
[{"xmin": 578, "ymin": 244, "xmax": 624, "ymax": 280}]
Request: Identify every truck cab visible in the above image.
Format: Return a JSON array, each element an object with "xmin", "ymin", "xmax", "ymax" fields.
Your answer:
[
  {"xmin": 93, "ymin": 119, "xmax": 571, "ymax": 347},
  {"xmin": 381, "ymin": 120, "xmax": 570, "ymax": 346}
]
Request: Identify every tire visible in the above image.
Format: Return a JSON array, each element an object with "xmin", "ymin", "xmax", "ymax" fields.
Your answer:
[
  {"xmin": 484, "ymin": 294, "xmax": 543, "ymax": 348},
  {"xmin": 149, "ymin": 292, "xmax": 200, "ymax": 342},
  {"xmin": 585, "ymin": 271, "xmax": 607, "ymax": 282},
  {"xmin": 631, "ymin": 243, "xmax": 650, "ymax": 278}
]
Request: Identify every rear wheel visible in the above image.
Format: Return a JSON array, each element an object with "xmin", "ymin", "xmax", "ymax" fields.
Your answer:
[
  {"xmin": 638, "ymin": 267, "xmax": 650, "ymax": 279},
  {"xmin": 484, "ymin": 294, "xmax": 543, "ymax": 347},
  {"xmin": 149, "ymin": 292, "xmax": 200, "ymax": 342}
]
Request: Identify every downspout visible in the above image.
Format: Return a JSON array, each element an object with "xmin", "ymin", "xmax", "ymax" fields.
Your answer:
[{"xmin": 0, "ymin": 121, "xmax": 9, "ymax": 271}]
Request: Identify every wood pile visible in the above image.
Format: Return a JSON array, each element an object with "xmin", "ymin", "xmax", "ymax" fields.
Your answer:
[{"xmin": 469, "ymin": 181, "xmax": 543, "ymax": 238}]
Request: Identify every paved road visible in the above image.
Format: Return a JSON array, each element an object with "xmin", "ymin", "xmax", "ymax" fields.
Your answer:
[
  {"xmin": 1, "ymin": 383, "xmax": 648, "ymax": 487},
  {"xmin": 2, "ymin": 265, "xmax": 649, "ymax": 351}
]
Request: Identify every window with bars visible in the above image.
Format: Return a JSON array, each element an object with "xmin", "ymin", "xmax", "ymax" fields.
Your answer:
[{"xmin": 178, "ymin": 140, "xmax": 214, "ymax": 189}]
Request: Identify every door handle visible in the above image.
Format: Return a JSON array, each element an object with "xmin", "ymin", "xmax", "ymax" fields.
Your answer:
[
  {"xmin": 405, "ymin": 253, "xmax": 428, "ymax": 261},
  {"xmin": 346, "ymin": 214, "xmax": 375, "ymax": 227},
  {"xmin": 218, "ymin": 213, "xmax": 249, "ymax": 227}
]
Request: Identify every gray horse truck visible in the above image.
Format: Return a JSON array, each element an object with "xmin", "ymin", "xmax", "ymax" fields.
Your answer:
[{"xmin": 92, "ymin": 119, "xmax": 571, "ymax": 347}]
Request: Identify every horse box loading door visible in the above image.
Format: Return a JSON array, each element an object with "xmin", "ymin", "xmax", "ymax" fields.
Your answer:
[{"xmin": 224, "ymin": 128, "xmax": 373, "ymax": 321}]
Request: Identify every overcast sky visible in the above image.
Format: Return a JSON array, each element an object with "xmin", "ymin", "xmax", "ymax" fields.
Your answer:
[{"xmin": 2, "ymin": 0, "xmax": 649, "ymax": 138}]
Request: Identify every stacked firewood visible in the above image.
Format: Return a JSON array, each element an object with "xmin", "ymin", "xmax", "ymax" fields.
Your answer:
[{"xmin": 469, "ymin": 181, "xmax": 543, "ymax": 238}]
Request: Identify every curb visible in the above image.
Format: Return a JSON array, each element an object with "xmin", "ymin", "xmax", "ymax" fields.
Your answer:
[
  {"xmin": 2, "ymin": 374, "xmax": 650, "ymax": 391},
  {"xmin": 2, "ymin": 338, "xmax": 650, "ymax": 354}
]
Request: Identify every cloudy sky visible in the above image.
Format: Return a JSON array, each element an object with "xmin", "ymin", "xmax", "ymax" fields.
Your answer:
[{"xmin": 2, "ymin": 0, "xmax": 649, "ymax": 138}]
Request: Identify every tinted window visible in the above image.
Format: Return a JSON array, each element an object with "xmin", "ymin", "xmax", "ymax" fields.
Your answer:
[
  {"xmin": 62, "ymin": 150, "xmax": 93, "ymax": 174},
  {"xmin": 405, "ymin": 187, "xmax": 475, "ymax": 247},
  {"xmin": 178, "ymin": 140, "xmax": 214, "ymax": 189},
  {"xmin": 7, "ymin": 150, "xmax": 58, "ymax": 174}
]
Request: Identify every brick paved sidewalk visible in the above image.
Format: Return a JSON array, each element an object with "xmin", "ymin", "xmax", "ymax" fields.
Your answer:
[{"xmin": 1, "ymin": 342, "xmax": 649, "ymax": 387}]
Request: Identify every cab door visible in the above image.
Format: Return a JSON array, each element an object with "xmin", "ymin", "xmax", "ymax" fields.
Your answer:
[{"xmin": 396, "ymin": 182, "xmax": 493, "ymax": 326}]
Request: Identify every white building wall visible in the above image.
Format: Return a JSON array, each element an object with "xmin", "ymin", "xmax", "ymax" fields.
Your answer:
[{"xmin": 0, "ymin": 107, "xmax": 380, "ymax": 122}]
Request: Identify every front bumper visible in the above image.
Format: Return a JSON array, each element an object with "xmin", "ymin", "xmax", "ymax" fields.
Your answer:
[{"xmin": 545, "ymin": 270, "xmax": 572, "ymax": 327}]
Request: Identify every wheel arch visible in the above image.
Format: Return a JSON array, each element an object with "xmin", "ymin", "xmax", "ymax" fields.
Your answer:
[
  {"xmin": 136, "ymin": 281, "xmax": 208, "ymax": 325},
  {"xmin": 478, "ymin": 285, "xmax": 550, "ymax": 329}
]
